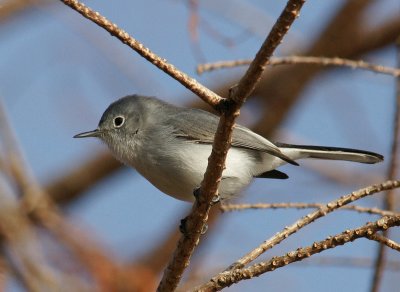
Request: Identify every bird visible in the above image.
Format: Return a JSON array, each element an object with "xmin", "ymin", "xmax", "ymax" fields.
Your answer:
[{"xmin": 74, "ymin": 95, "xmax": 383, "ymax": 202}]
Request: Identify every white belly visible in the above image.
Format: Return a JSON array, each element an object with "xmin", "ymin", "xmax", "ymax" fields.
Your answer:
[{"xmin": 132, "ymin": 143, "xmax": 257, "ymax": 202}]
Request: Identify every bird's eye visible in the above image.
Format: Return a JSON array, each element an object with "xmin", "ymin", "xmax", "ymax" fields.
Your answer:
[{"xmin": 113, "ymin": 116, "xmax": 125, "ymax": 128}]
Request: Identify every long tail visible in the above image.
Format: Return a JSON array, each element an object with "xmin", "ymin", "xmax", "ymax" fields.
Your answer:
[{"xmin": 276, "ymin": 143, "xmax": 383, "ymax": 164}]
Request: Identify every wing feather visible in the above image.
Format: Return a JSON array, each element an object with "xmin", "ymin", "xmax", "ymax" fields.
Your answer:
[{"xmin": 168, "ymin": 108, "xmax": 298, "ymax": 166}]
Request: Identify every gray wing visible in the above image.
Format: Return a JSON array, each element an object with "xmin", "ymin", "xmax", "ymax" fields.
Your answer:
[{"xmin": 167, "ymin": 108, "xmax": 298, "ymax": 165}]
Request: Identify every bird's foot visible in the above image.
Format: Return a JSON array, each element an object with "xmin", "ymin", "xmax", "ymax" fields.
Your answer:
[
  {"xmin": 193, "ymin": 187, "xmax": 220, "ymax": 205},
  {"xmin": 179, "ymin": 217, "xmax": 208, "ymax": 236}
]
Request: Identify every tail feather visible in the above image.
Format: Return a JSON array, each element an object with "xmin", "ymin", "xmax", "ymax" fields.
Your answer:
[{"xmin": 276, "ymin": 143, "xmax": 383, "ymax": 164}]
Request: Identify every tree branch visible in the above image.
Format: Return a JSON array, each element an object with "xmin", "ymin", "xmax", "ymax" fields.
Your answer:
[
  {"xmin": 298, "ymin": 256, "xmax": 400, "ymax": 271},
  {"xmin": 59, "ymin": 0, "xmax": 223, "ymax": 108},
  {"xmin": 45, "ymin": 152, "xmax": 122, "ymax": 205},
  {"xmin": 252, "ymin": 3, "xmax": 400, "ymax": 136},
  {"xmin": 228, "ymin": 2, "xmax": 305, "ymax": 104},
  {"xmin": 367, "ymin": 233, "xmax": 400, "ymax": 252},
  {"xmin": 221, "ymin": 202, "xmax": 399, "ymax": 217},
  {"xmin": 196, "ymin": 215, "xmax": 400, "ymax": 291},
  {"xmin": 197, "ymin": 56, "xmax": 400, "ymax": 77},
  {"xmin": 222, "ymin": 181, "xmax": 400, "ymax": 272}
]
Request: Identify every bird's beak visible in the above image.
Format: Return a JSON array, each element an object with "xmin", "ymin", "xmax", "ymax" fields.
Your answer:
[{"xmin": 73, "ymin": 129, "xmax": 101, "ymax": 138}]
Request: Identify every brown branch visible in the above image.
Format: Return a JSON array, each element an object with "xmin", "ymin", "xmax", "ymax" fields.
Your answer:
[
  {"xmin": 299, "ymin": 256, "xmax": 400, "ymax": 271},
  {"xmin": 43, "ymin": 215, "xmax": 159, "ymax": 291},
  {"xmin": 221, "ymin": 181, "xmax": 400, "ymax": 272},
  {"xmin": 0, "ymin": 189, "xmax": 62, "ymax": 292},
  {"xmin": 370, "ymin": 36, "xmax": 400, "ymax": 292},
  {"xmin": 59, "ymin": 0, "xmax": 222, "ymax": 108},
  {"xmin": 353, "ymin": 16, "xmax": 400, "ymax": 57},
  {"xmin": 0, "ymin": 100, "xmax": 150, "ymax": 290},
  {"xmin": 196, "ymin": 215, "xmax": 400, "ymax": 291},
  {"xmin": 228, "ymin": 2, "xmax": 305, "ymax": 104},
  {"xmin": 45, "ymin": 151, "xmax": 122, "ymax": 205},
  {"xmin": 137, "ymin": 207, "xmax": 221, "ymax": 275},
  {"xmin": 367, "ymin": 233, "xmax": 400, "ymax": 252},
  {"xmin": 252, "ymin": 2, "xmax": 400, "ymax": 137},
  {"xmin": 0, "ymin": 0, "xmax": 35, "ymax": 23},
  {"xmin": 304, "ymin": 0, "xmax": 368, "ymax": 56},
  {"xmin": 197, "ymin": 56, "xmax": 400, "ymax": 77},
  {"xmin": 221, "ymin": 202, "xmax": 399, "ymax": 217},
  {"xmin": 158, "ymin": 1, "xmax": 306, "ymax": 291},
  {"xmin": 179, "ymin": 256, "xmax": 400, "ymax": 290}
]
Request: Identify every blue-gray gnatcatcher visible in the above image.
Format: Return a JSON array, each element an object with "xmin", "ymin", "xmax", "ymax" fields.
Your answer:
[{"xmin": 74, "ymin": 95, "xmax": 383, "ymax": 202}]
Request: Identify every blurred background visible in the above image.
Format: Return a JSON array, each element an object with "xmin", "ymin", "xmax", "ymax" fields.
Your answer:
[{"xmin": 0, "ymin": 0, "xmax": 399, "ymax": 291}]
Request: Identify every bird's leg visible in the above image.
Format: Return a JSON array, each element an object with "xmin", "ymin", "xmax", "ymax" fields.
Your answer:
[
  {"xmin": 193, "ymin": 187, "xmax": 220, "ymax": 205},
  {"xmin": 179, "ymin": 187, "xmax": 216, "ymax": 236}
]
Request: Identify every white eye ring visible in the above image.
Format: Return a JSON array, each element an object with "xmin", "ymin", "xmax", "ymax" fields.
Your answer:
[{"xmin": 113, "ymin": 116, "xmax": 125, "ymax": 128}]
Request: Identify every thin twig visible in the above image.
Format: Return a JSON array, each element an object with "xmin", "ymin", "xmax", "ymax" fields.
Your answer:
[
  {"xmin": 227, "ymin": 2, "xmax": 305, "ymax": 105},
  {"xmin": 183, "ymin": 255, "xmax": 400, "ymax": 290},
  {"xmin": 299, "ymin": 256, "xmax": 400, "ymax": 271},
  {"xmin": 158, "ymin": 1, "xmax": 306, "ymax": 291},
  {"xmin": 59, "ymin": 0, "xmax": 223, "ymax": 108},
  {"xmin": 221, "ymin": 181, "xmax": 400, "ymax": 273},
  {"xmin": 197, "ymin": 56, "xmax": 400, "ymax": 77},
  {"xmin": 370, "ymin": 36, "xmax": 400, "ymax": 292},
  {"xmin": 253, "ymin": 8, "xmax": 400, "ymax": 137},
  {"xmin": 367, "ymin": 233, "xmax": 400, "ymax": 252},
  {"xmin": 196, "ymin": 215, "xmax": 400, "ymax": 291},
  {"xmin": 221, "ymin": 202, "xmax": 399, "ymax": 217}
]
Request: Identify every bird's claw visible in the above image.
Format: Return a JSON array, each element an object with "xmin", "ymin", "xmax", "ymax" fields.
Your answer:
[
  {"xmin": 179, "ymin": 217, "xmax": 208, "ymax": 236},
  {"xmin": 193, "ymin": 187, "xmax": 201, "ymax": 201},
  {"xmin": 179, "ymin": 217, "xmax": 189, "ymax": 235},
  {"xmin": 211, "ymin": 194, "xmax": 220, "ymax": 205}
]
